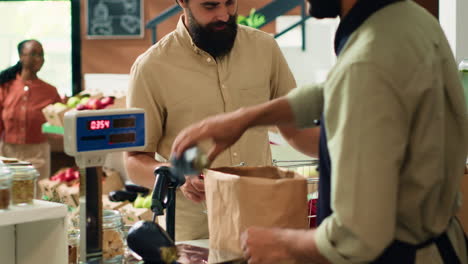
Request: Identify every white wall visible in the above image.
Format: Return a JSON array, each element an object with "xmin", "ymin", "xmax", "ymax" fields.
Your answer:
[
  {"xmin": 276, "ymin": 16, "xmax": 339, "ymax": 87},
  {"xmin": 440, "ymin": 0, "xmax": 468, "ymax": 64}
]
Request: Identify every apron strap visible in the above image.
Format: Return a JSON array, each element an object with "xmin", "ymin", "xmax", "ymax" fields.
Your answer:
[{"xmin": 371, "ymin": 230, "xmax": 462, "ymax": 264}]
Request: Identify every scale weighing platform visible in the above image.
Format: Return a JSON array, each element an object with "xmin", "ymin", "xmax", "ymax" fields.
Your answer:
[{"xmin": 64, "ymin": 108, "xmax": 147, "ymax": 263}]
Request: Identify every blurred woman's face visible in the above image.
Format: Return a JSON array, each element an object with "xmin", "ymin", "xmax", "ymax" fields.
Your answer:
[{"xmin": 20, "ymin": 41, "xmax": 44, "ymax": 73}]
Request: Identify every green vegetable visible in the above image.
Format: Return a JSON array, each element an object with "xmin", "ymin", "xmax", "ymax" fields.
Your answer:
[
  {"xmin": 143, "ymin": 194, "xmax": 152, "ymax": 209},
  {"xmin": 134, "ymin": 195, "xmax": 145, "ymax": 208},
  {"xmin": 237, "ymin": 8, "xmax": 265, "ymax": 29}
]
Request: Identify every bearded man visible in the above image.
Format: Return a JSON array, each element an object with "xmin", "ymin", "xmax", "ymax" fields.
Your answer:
[{"xmin": 125, "ymin": 0, "xmax": 320, "ymax": 241}]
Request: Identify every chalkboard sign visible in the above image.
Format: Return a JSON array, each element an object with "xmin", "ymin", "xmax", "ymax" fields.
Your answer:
[{"xmin": 86, "ymin": 0, "xmax": 144, "ymax": 39}]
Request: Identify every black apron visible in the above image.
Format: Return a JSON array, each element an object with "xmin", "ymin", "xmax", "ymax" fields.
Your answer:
[{"xmin": 316, "ymin": 0, "xmax": 464, "ymax": 263}]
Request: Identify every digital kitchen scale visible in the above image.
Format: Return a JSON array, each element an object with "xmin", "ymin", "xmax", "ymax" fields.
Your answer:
[
  {"xmin": 64, "ymin": 108, "xmax": 146, "ymax": 167},
  {"xmin": 63, "ymin": 108, "xmax": 146, "ymax": 263}
]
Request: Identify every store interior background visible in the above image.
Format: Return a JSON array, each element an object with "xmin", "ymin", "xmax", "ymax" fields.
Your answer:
[{"xmin": 0, "ymin": 0, "xmax": 467, "ymax": 230}]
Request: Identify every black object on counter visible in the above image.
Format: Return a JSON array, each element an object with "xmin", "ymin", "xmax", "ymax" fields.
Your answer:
[
  {"xmin": 126, "ymin": 166, "xmax": 185, "ymax": 263},
  {"xmin": 127, "ymin": 221, "xmax": 178, "ymax": 264},
  {"xmin": 125, "ymin": 183, "xmax": 151, "ymax": 196},
  {"xmin": 108, "ymin": 190, "xmax": 138, "ymax": 202}
]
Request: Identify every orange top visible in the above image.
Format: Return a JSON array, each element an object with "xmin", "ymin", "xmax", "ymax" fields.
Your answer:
[{"xmin": 0, "ymin": 74, "xmax": 61, "ymax": 144}]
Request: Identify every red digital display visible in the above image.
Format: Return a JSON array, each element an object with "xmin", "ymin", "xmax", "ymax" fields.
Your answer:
[{"xmin": 88, "ymin": 120, "xmax": 111, "ymax": 130}]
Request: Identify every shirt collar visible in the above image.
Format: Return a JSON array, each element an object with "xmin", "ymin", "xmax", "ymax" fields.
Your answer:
[
  {"xmin": 175, "ymin": 15, "xmax": 204, "ymax": 55},
  {"xmin": 334, "ymin": 0, "xmax": 403, "ymax": 55}
]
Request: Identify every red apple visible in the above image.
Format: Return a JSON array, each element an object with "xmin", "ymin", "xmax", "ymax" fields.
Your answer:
[
  {"xmin": 51, "ymin": 171, "xmax": 65, "ymax": 181},
  {"xmin": 100, "ymin": 96, "xmax": 115, "ymax": 107},
  {"xmin": 73, "ymin": 171, "xmax": 80, "ymax": 180},
  {"xmin": 76, "ymin": 104, "xmax": 87, "ymax": 111},
  {"xmin": 64, "ymin": 168, "xmax": 75, "ymax": 182},
  {"xmin": 86, "ymin": 98, "xmax": 103, "ymax": 110}
]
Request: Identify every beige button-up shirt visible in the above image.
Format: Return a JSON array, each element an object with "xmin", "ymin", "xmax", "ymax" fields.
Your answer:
[
  {"xmin": 128, "ymin": 17, "xmax": 296, "ymax": 241},
  {"xmin": 287, "ymin": 1, "xmax": 467, "ymax": 263}
]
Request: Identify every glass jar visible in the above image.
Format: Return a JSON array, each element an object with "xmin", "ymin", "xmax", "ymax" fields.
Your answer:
[
  {"xmin": 102, "ymin": 210, "xmax": 125, "ymax": 263},
  {"xmin": 9, "ymin": 165, "xmax": 38, "ymax": 206},
  {"xmin": 171, "ymin": 146, "xmax": 210, "ymax": 176},
  {"xmin": 0, "ymin": 166, "xmax": 12, "ymax": 211},
  {"xmin": 68, "ymin": 228, "xmax": 80, "ymax": 264},
  {"xmin": 459, "ymin": 59, "xmax": 468, "ymax": 113}
]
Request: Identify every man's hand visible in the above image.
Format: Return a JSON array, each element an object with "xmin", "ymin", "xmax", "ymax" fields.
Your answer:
[
  {"xmin": 180, "ymin": 175, "xmax": 205, "ymax": 202},
  {"xmin": 241, "ymin": 227, "xmax": 292, "ymax": 264},
  {"xmin": 241, "ymin": 227, "xmax": 331, "ymax": 264},
  {"xmin": 172, "ymin": 109, "xmax": 249, "ymax": 162}
]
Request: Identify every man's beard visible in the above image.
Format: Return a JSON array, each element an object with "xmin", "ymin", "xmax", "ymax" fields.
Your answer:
[
  {"xmin": 187, "ymin": 10, "xmax": 238, "ymax": 59},
  {"xmin": 308, "ymin": 0, "xmax": 341, "ymax": 19}
]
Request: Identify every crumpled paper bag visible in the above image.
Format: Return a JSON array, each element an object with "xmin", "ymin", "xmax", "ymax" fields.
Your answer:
[{"xmin": 204, "ymin": 166, "xmax": 308, "ymax": 258}]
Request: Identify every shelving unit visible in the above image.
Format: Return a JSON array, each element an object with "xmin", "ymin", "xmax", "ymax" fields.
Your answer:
[{"xmin": 0, "ymin": 200, "xmax": 68, "ymax": 264}]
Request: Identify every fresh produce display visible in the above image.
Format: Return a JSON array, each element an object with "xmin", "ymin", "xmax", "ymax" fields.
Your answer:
[
  {"xmin": 51, "ymin": 167, "xmax": 80, "ymax": 183},
  {"xmin": 73, "ymin": 95, "xmax": 115, "ymax": 111},
  {"xmin": 133, "ymin": 194, "xmax": 153, "ymax": 209},
  {"xmin": 108, "ymin": 183, "xmax": 152, "ymax": 209},
  {"xmin": 237, "ymin": 8, "xmax": 266, "ymax": 29}
]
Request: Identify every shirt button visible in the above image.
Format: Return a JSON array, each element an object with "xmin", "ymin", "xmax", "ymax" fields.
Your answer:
[
  {"xmin": 24, "ymin": 86, "xmax": 29, "ymax": 92},
  {"xmin": 21, "ymin": 106, "xmax": 26, "ymax": 110},
  {"xmin": 221, "ymin": 84, "xmax": 227, "ymax": 89},
  {"xmin": 233, "ymin": 152, "xmax": 238, "ymax": 157},
  {"xmin": 206, "ymin": 58, "xmax": 212, "ymax": 63},
  {"xmin": 23, "ymin": 96, "xmax": 27, "ymax": 101}
]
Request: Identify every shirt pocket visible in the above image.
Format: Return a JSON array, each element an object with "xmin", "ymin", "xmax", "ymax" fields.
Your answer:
[{"xmin": 238, "ymin": 82, "xmax": 271, "ymax": 108}]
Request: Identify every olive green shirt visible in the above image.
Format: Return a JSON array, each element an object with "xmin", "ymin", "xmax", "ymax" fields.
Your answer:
[{"xmin": 287, "ymin": 1, "xmax": 468, "ymax": 263}]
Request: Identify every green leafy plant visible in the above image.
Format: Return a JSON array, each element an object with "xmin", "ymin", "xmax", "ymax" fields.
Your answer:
[{"xmin": 237, "ymin": 8, "xmax": 266, "ymax": 29}]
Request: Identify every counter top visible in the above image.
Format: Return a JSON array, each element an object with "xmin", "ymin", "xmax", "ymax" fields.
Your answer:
[{"xmin": 0, "ymin": 199, "xmax": 68, "ymax": 226}]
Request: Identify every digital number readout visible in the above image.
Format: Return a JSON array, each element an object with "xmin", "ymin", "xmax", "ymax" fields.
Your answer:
[
  {"xmin": 113, "ymin": 117, "xmax": 136, "ymax": 128},
  {"xmin": 109, "ymin": 133, "xmax": 136, "ymax": 144},
  {"xmin": 88, "ymin": 120, "xmax": 111, "ymax": 130}
]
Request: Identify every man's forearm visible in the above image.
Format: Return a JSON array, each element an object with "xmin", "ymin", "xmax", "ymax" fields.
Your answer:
[
  {"xmin": 281, "ymin": 229, "xmax": 331, "ymax": 264},
  {"xmin": 241, "ymin": 97, "xmax": 297, "ymax": 129},
  {"xmin": 278, "ymin": 126, "xmax": 320, "ymax": 158},
  {"xmin": 124, "ymin": 151, "xmax": 169, "ymax": 189}
]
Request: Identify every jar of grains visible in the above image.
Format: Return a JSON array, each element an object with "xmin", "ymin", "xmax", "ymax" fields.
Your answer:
[
  {"xmin": 68, "ymin": 228, "xmax": 80, "ymax": 264},
  {"xmin": 0, "ymin": 165, "xmax": 12, "ymax": 211},
  {"xmin": 102, "ymin": 210, "xmax": 125, "ymax": 263},
  {"xmin": 9, "ymin": 165, "xmax": 38, "ymax": 206}
]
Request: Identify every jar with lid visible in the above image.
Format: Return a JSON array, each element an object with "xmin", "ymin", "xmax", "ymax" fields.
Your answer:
[
  {"xmin": 103, "ymin": 209, "xmax": 125, "ymax": 263},
  {"xmin": 9, "ymin": 165, "xmax": 38, "ymax": 206},
  {"xmin": 68, "ymin": 228, "xmax": 80, "ymax": 264},
  {"xmin": 0, "ymin": 165, "xmax": 12, "ymax": 211},
  {"xmin": 459, "ymin": 59, "xmax": 468, "ymax": 112},
  {"xmin": 170, "ymin": 146, "xmax": 210, "ymax": 176}
]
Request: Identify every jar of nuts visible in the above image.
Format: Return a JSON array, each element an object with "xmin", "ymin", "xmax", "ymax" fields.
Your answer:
[
  {"xmin": 103, "ymin": 210, "xmax": 125, "ymax": 263},
  {"xmin": 68, "ymin": 228, "xmax": 80, "ymax": 264},
  {"xmin": 9, "ymin": 165, "xmax": 38, "ymax": 206},
  {"xmin": 0, "ymin": 165, "xmax": 12, "ymax": 211}
]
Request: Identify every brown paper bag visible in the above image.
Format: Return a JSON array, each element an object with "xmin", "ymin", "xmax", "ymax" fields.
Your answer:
[{"xmin": 204, "ymin": 166, "xmax": 308, "ymax": 256}]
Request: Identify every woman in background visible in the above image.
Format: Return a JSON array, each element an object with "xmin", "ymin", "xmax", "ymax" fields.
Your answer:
[{"xmin": 0, "ymin": 39, "xmax": 61, "ymax": 189}]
